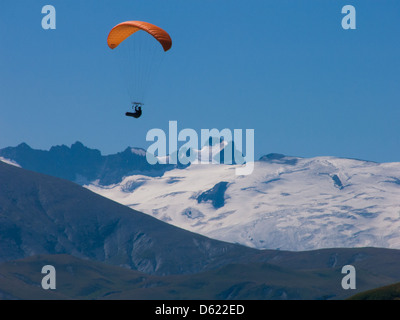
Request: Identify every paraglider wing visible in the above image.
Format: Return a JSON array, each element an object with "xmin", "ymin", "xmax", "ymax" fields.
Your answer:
[
  {"xmin": 107, "ymin": 21, "xmax": 172, "ymax": 52},
  {"xmin": 107, "ymin": 21, "xmax": 172, "ymax": 110}
]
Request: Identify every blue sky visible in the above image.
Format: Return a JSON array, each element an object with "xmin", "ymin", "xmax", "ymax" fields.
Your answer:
[{"xmin": 0, "ymin": 0, "xmax": 399, "ymax": 162}]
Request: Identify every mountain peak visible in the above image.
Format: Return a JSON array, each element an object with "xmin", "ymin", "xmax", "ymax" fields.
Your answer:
[
  {"xmin": 71, "ymin": 141, "xmax": 86, "ymax": 150},
  {"xmin": 16, "ymin": 142, "xmax": 32, "ymax": 150}
]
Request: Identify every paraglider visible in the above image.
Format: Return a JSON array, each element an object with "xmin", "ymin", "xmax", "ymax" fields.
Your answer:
[
  {"xmin": 125, "ymin": 102, "xmax": 143, "ymax": 118},
  {"xmin": 107, "ymin": 21, "xmax": 172, "ymax": 119}
]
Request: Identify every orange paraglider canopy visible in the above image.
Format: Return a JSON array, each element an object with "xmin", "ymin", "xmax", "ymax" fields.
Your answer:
[{"xmin": 107, "ymin": 21, "xmax": 172, "ymax": 52}]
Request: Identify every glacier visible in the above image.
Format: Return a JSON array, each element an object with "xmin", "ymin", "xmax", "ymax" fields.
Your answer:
[{"xmin": 86, "ymin": 155, "xmax": 400, "ymax": 251}]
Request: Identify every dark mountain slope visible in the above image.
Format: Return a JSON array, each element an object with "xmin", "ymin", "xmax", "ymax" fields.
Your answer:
[{"xmin": 0, "ymin": 161, "xmax": 256, "ymax": 275}]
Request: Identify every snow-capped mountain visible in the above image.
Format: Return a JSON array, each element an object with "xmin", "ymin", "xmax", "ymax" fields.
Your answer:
[
  {"xmin": 86, "ymin": 154, "xmax": 400, "ymax": 251},
  {"xmin": 4, "ymin": 152, "xmax": 400, "ymax": 300},
  {"xmin": 3, "ymin": 142, "xmax": 400, "ymax": 252}
]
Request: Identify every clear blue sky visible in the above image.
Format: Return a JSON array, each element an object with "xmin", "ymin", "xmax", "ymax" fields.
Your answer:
[{"xmin": 0, "ymin": 0, "xmax": 399, "ymax": 162}]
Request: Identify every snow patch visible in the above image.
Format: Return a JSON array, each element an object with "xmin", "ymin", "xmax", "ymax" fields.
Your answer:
[
  {"xmin": 130, "ymin": 148, "xmax": 146, "ymax": 157},
  {"xmin": 0, "ymin": 157, "xmax": 21, "ymax": 167}
]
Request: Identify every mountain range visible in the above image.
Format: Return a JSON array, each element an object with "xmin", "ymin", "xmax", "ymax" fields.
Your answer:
[
  {"xmin": 2, "ymin": 156, "xmax": 400, "ymax": 299},
  {"xmin": 2, "ymin": 142, "xmax": 400, "ymax": 252},
  {"xmin": 0, "ymin": 141, "xmax": 173, "ymax": 185}
]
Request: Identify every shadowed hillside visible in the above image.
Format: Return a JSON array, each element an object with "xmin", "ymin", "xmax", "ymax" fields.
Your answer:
[{"xmin": 0, "ymin": 160, "xmax": 256, "ymax": 275}]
